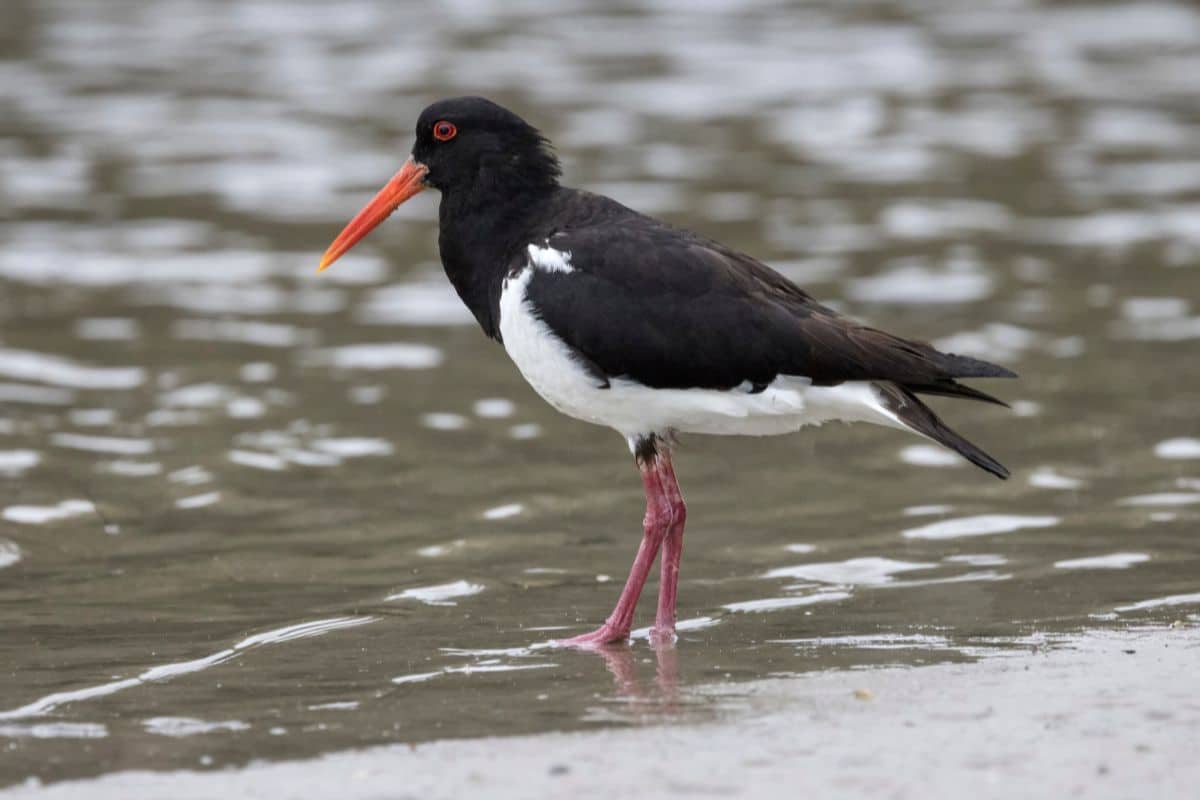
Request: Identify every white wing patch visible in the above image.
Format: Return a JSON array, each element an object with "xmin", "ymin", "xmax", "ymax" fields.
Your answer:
[{"xmin": 526, "ymin": 243, "xmax": 573, "ymax": 274}]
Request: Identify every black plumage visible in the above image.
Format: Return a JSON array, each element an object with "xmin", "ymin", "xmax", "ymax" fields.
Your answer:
[{"xmin": 408, "ymin": 97, "xmax": 1014, "ymax": 478}]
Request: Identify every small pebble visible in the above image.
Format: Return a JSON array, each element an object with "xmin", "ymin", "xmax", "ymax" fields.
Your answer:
[{"xmin": 854, "ymin": 688, "xmax": 874, "ymax": 701}]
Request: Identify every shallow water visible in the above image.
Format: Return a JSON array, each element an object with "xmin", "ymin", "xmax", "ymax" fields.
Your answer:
[{"xmin": 1, "ymin": 0, "xmax": 1199, "ymax": 787}]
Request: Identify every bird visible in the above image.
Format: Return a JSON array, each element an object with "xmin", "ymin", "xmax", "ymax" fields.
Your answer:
[{"xmin": 318, "ymin": 96, "xmax": 1016, "ymax": 648}]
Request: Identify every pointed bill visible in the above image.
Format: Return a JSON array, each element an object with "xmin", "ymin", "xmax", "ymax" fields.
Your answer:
[{"xmin": 318, "ymin": 158, "xmax": 429, "ymax": 272}]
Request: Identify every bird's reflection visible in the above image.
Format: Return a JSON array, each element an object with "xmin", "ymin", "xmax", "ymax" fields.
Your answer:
[{"xmin": 584, "ymin": 639, "xmax": 681, "ymax": 715}]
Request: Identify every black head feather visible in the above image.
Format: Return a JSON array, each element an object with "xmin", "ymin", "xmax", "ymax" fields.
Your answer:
[{"xmin": 412, "ymin": 96, "xmax": 560, "ymax": 195}]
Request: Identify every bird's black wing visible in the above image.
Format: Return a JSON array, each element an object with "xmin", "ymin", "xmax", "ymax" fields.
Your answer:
[{"xmin": 520, "ymin": 216, "xmax": 1014, "ymax": 395}]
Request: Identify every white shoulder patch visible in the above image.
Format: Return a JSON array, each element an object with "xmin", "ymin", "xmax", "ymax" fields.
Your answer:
[{"xmin": 526, "ymin": 242, "xmax": 574, "ymax": 274}]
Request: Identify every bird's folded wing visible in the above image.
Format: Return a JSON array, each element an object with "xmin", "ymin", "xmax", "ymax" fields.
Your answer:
[{"xmin": 519, "ymin": 223, "xmax": 1012, "ymax": 392}]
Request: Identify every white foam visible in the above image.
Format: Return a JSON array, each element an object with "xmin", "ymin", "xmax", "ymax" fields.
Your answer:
[
  {"xmin": 903, "ymin": 504, "xmax": 953, "ymax": 517},
  {"xmin": 899, "ymin": 444, "xmax": 962, "ymax": 468},
  {"xmin": 282, "ymin": 449, "xmax": 341, "ymax": 468},
  {"xmin": 3, "ymin": 499, "xmax": 95, "ymax": 525},
  {"xmin": 473, "ymin": 398, "xmax": 515, "ymax": 419},
  {"xmin": 1027, "ymin": 206, "xmax": 1200, "ymax": 250},
  {"xmin": 102, "ymin": 460, "xmax": 163, "ymax": 477},
  {"xmin": 228, "ymin": 450, "xmax": 287, "ymax": 471},
  {"xmin": 417, "ymin": 540, "xmax": 465, "ymax": 558},
  {"xmin": 932, "ymin": 323, "xmax": 1039, "ymax": 362},
  {"xmin": 944, "ymin": 554, "xmax": 1007, "ymax": 567},
  {"xmin": 0, "ymin": 616, "xmax": 375, "ymax": 720},
  {"xmin": 240, "ymin": 362, "xmax": 277, "ymax": 383},
  {"xmin": 176, "ymin": 492, "xmax": 221, "ymax": 510},
  {"xmin": 442, "ymin": 663, "xmax": 558, "ymax": 675},
  {"xmin": 143, "ymin": 717, "xmax": 250, "ymax": 737},
  {"xmin": 386, "ymin": 580, "xmax": 485, "ymax": 606},
  {"xmin": 169, "ymin": 466, "xmax": 212, "ymax": 485},
  {"xmin": 508, "ymin": 423, "xmax": 542, "ymax": 439},
  {"xmin": 0, "ymin": 722, "xmax": 107, "ymax": 739},
  {"xmin": 391, "ymin": 671, "xmax": 443, "ymax": 685},
  {"xmin": 0, "ymin": 450, "xmax": 40, "ymax": 476},
  {"xmin": 1084, "ymin": 108, "xmax": 1191, "ymax": 151},
  {"xmin": 765, "ymin": 557, "xmax": 934, "ymax": 585},
  {"xmin": 1121, "ymin": 297, "xmax": 1189, "ymax": 321},
  {"xmin": 723, "ymin": 592, "xmax": 852, "ymax": 613},
  {"xmin": 0, "ymin": 540, "xmax": 20, "ymax": 569},
  {"xmin": 483, "ymin": 504, "xmax": 523, "ymax": 521},
  {"xmin": 888, "ymin": 570, "xmax": 1010, "ymax": 589},
  {"xmin": 231, "ymin": 617, "xmax": 375, "ymax": 650},
  {"xmin": 348, "ymin": 385, "xmax": 385, "ymax": 405},
  {"xmin": 421, "ymin": 412, "xmax": 469, "ymax": 431},
  {"xmin": 1011, "ymin": 400, "xmax": 1042, "ymax": 418},
  {"xmin": 310, "ymin": 438, "xmax": 393, "ymax": 458},
  {"xmin": 1118, "ymin": 493, "xmax": 1200, "ymax": 507},
  {"xmin": 903, "ymin": 514, "xmax": 1060, "ymax": 540},
  {"xmin": 309, "ymin": 343, "xmax": 443, "ymax": 370},
  {"xmin": 1055, "ymin": 553, "xmax": 1150, "ymax": 570},
  {"xmin": 879, "ymin": 200, "xmax": 1011, "ymax": 239},
  {"xmin": 0, "ymin": 382, "xmax": 75, "ymax": 405},
  {"xmin": 147, "ymin": 284, "xmax": 344, "ymax": 316},
  {"xmin": 775, "ymin": 633, "xmax": 954, "ymax": 650},
  {"xmin": 307, "ymin": 702, "xmax": 359, "ymax": 711},
  {"xmin": 1114, "ymin": 316, "xmax": 1200, "ymax": 342},
  {"xmin": 50, "ymin": 433, "xmax": 154, "ymax": 455},
  {"xmin": 1154, "ymin": 438, "xmax": 1200, "ymax": 460},
  {"xmin": 227, "ymin": 397, "xmax": 266, "ymax": 418},
  {"xmin": 1028, "ymin": 468, "xmax": 1085, "ymax": 490},
  {"xmin": 1115, "ymin": 593, "xmax": 1200, "ymax": 613},
  {"xmin": 173, "ymin": 319, "xmax": 305, "ymax": 348},
  {"xmin": 0, "ymin": 348, "xmax": 144, "ymax": 389},
  {"xmin": 160, "ymin": 383, "xmax": 233, "ymax": 408}
]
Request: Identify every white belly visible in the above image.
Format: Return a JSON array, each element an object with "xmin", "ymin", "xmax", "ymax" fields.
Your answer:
[{"xmin": 498, "ymin": 266, "xmax": 904, "ymax": 440}]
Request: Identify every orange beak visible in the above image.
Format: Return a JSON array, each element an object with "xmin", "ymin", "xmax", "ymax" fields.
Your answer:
[{"xmin": 318, "ymin": 158, "xmax": 429, "ymax": 272}]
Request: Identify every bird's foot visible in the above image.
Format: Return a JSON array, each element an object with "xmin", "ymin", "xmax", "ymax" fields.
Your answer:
[{"xmin": 554, "ymin": 622, "xmax": 629, "ymax": 649}]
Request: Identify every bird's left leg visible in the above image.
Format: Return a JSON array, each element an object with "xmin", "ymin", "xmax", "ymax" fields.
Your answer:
[{"xmin": 651, "ymin": 448, "xmax": 686, "ymax": 643}]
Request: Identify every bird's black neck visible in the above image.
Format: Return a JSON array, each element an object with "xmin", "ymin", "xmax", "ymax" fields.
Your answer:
[{"xmin": 438, "ymin": 181, "xmax": 558, "ymax": 339}]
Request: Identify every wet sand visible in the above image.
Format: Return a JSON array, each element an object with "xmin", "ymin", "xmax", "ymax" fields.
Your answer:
[{"xmin": 6, "ymin": 625, "xmax": 1196, "ymax": 799}]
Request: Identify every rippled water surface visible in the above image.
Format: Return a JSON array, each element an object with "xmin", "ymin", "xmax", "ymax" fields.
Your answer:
[{"xmin": 2, "ymin": 0, "xmax": 1199, "ymax": 786}]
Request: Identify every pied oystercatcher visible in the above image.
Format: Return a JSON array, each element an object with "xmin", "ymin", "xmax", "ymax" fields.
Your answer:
[{"xmin": 319, "ymin": 97, "xmax": 1015, "ymax": 647}]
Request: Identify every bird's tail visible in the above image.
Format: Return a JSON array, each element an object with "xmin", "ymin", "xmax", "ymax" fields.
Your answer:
[{"xmin": 873, "ymin": 382, "xmax": 1010, "ymax": 480}]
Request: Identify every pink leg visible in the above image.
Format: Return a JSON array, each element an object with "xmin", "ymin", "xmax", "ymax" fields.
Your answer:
[
  {"xmin": 557, "ymin": 449, "xmax": 673, "ymax": 648},
  {"xmin": 652, "ymin": 454, "xmax": 686, "ymax": 643}
]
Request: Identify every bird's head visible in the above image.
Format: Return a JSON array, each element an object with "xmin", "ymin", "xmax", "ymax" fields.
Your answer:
[{"xmin": 319, "ymin": 96, "xmax": 559, "ymax": 271}]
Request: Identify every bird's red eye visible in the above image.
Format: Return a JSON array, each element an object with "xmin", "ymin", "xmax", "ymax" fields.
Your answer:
[{"xmin": 433, "ymin": 121, "xmax": 457, "ymax": 142}]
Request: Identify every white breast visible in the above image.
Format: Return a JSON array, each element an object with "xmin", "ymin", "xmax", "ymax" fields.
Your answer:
[{"xmin": 498, "ymin": 255, "xmax": 906, "ymax": 441}]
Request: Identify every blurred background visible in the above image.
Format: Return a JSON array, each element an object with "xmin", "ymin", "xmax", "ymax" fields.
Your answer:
[{"xmin": 1, "ymin": 0, "xmax": 1198, "ymax": 787}]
